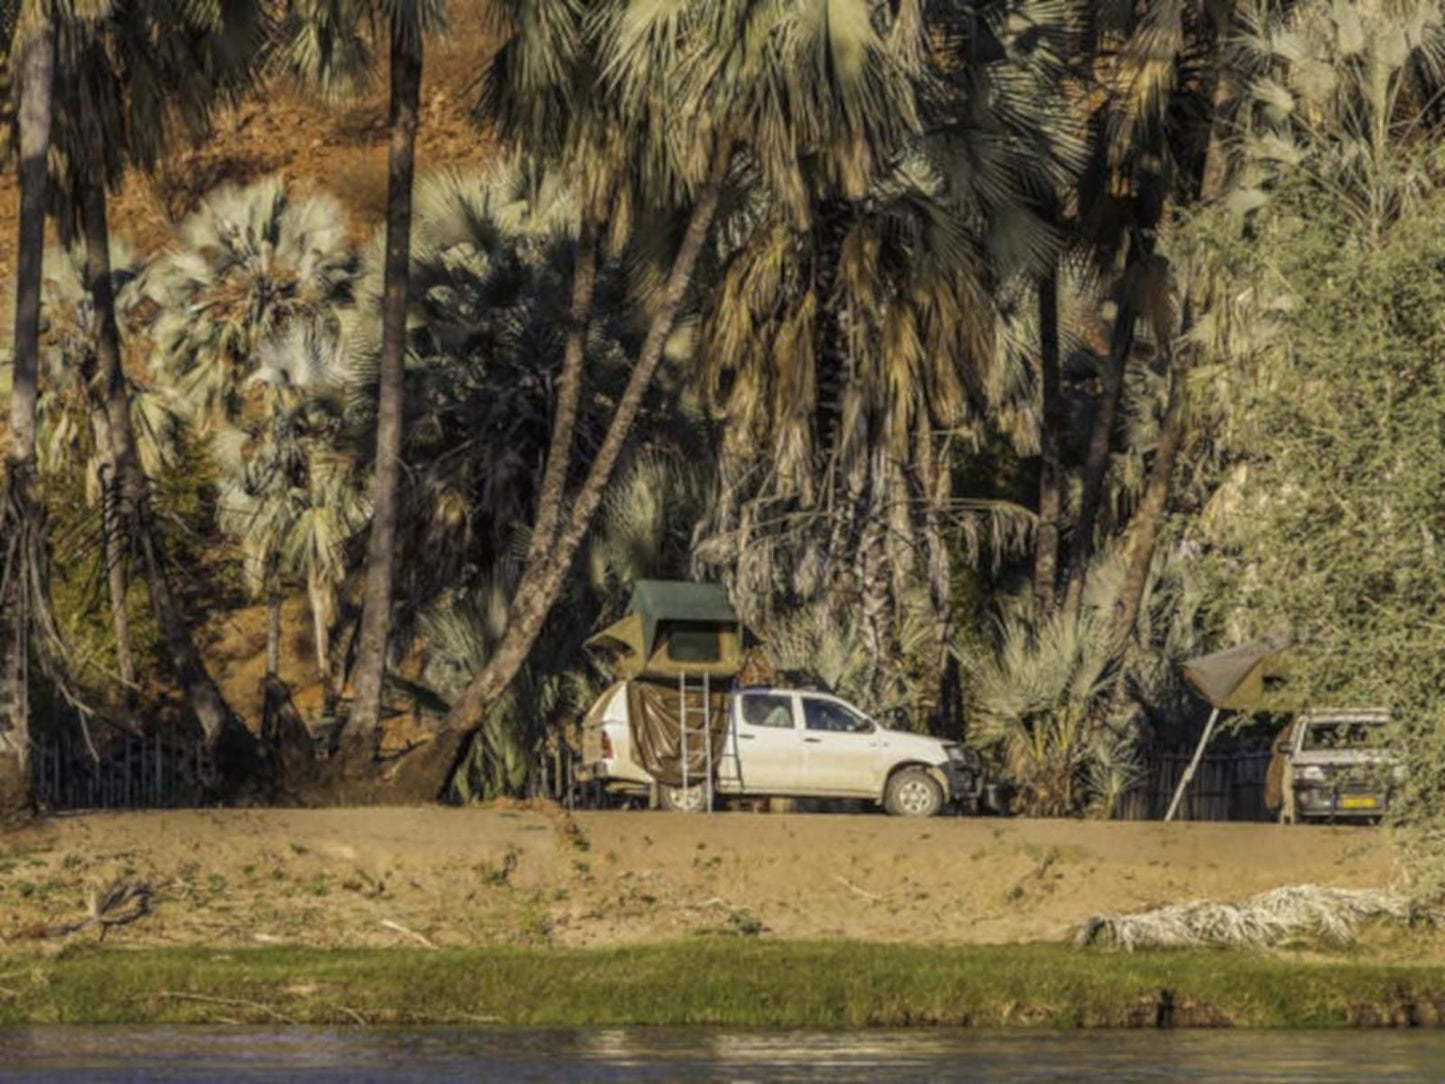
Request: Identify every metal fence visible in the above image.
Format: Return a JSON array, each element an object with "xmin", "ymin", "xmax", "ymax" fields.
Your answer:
[
  {"xmin": 1115, "ymin": 749, "xmax": 1274, "ymax": 822},
  {"xmin": 31, "ymin": 728, "xmax": 213, "ymax": 810}
]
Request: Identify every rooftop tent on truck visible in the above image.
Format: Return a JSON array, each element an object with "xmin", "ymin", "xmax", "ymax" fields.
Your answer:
[
  {"xmin": 585, "ymin": 579, "xmax": 745, "ymax": 680},
  {"xmin": 585, "ymin": 581, "xmax": 746, "ymax": 791}
]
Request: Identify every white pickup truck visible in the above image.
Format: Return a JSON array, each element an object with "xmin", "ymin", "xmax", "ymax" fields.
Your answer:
[{"xmin": 585, "ymin": 684, "xmax": 983, "ymax": 817}]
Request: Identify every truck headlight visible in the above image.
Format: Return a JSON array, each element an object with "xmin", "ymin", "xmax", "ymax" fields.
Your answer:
[{"xmin": 1296, "ymin": 765, "xmax": 1327, "ymax": 782}]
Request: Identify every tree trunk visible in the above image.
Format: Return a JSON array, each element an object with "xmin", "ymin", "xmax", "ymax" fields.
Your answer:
[
  {"xmin": 1032, "ymin": 266, "xmax": 1063, "ymax": 617},
  {"xmin": 1199, "ymin": 68, "xmax": 1237, "ymax": 203},
  {"xmin": 523, "ymin": 221, "xmax": 599, "ymax": 568},
  {"xmin": 1113, "ymin": 355, "xmax": 1189, "ymax": 646},
  {"xmin": 6, "ymin": 9, "xmax": 54, "ymax": 470},
  {"xmin": 381, "ymin": 137, "xmax": 735, "ymax": 800},
  {"xmin": 265, "ymin": 594, "xmax": 281, "ymax": 681},
  {"xmin": 101, "ymin": 471, "xmax": 136, "ymax": 689},
  {"xmin": 1061, "ymin": 297, "xmax": 1136, "ymax": 617},
  {"xmin": 348, "ymin": 24, "xmax": 424, "ymax": 744},
  {"xmin": 308, "ymin": 569, "xmax": 335, "ymax": 693},
  {"xmin": 1, "ymin": 9, "xmax": 56, "ymax": 812},
  {"xmin": 1199, "ymin": 1, "xmax": 1245, "ymax": 203},
  {"xmin": 85, "ymin": 334, "xmax": 135, "ymax": 690},
  {"xmin": 82, "ymin": 177, "xmax": 242, "ymax": 755}
]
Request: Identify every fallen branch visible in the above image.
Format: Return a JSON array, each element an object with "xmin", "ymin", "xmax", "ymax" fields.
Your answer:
[
  {"xmin": 156, "ymin": 991, "xmax": 297, "ymax": 1025},
  {"xmin": 381, "ymin": 918, "xmax": 438, "ymax": 950},
  {"xmin": 16, "ymin": 880, "xmax": 150, "ymax": 941},
  {"xmin": 833, "ymin": 876, "xmax": 883, "ymax": 902},
  {"xmin": 336, "ymin": 1004, "xmax": 368, "ymax": 1026}
]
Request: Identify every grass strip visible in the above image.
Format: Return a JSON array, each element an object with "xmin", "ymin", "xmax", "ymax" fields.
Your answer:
[{"xmin": 2, "ymin": 941, "xmax": 1444, "ymax": 1028}]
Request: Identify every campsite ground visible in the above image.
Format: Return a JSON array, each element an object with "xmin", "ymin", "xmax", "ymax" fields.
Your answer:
[{"xmin": 0, "ymin": 807, "xmax": 1397, "ymax": 950}]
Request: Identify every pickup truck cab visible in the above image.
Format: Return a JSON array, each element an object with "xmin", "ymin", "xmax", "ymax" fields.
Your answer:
[{"xmin": 587, "ymin": 685, "xmax": 982, "ymax": 817}]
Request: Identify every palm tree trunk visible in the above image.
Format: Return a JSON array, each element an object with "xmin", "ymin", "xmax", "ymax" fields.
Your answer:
[
  {"xmin": 7, "ymin": 9, "xmax": 54, "ymax": 470},
  {"xmin": 101, "ymin": 475, "xmax": 136, "ymax": 689},
  {"xmin": 86, "ymin": 395, "xmax": 135, "ymax": 689},
  {"xmin": 348, "ymin": 23, "xmax": 423, "ymax": 743},
  {"xmin": 524, "ymin": 221, "xmax": 599, "ymax": 568},
  {"xmin": 1, "ymin": 8, "xmax": 56, "ymax": 810},
  {"xmin": 307, "ymin": 569, "xmax": 335, "ymax": 693},
  {"xmin": 1060, "ymin": 297, "xmax": 1136, "ymax": 617},
  {"xmin": 1113, "ymin": 354, "xmax": 1188, "ymax": 645},
  {"xmin": 1032, "ymin": 266, "xmax": 1063, "ymax": 617},
  {"xmin": 265, "ymin": 592, "xmax": 281, "ymax": 681},
  {"xmin": 381, "ymin": 137, "xmax": 735, "ymax": 800},
  {"xmin": 82, "ymin": 176, "xmax": 241, "ymax": 754},
  {"xmin": 1199, "ymin": 0, "xmax": 1246, "ymax": 203}
]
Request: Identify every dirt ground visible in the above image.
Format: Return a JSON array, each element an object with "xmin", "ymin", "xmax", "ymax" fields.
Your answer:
[{"xmin": 0, "ymin": 808, "xmax": 1396, "ymax": 951}]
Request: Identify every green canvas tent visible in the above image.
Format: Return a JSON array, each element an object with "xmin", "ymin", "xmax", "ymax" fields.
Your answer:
[{"xmin": 585, "ymin": 580, "xmax": 744, "ymax": 680}]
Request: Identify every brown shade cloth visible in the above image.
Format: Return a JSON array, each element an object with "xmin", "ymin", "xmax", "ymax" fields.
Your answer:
[
  {"xmin": 626, "ymin": 677, "xmax": 731, "ymax": 787},
  {"xmin": 1180, "ymin": 634, "xmax": 1291, "ymax": 710}
]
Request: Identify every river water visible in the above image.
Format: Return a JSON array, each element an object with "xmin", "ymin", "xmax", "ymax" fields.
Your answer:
[{"xmin": 2, "ymin": 1028, "xmax": 1444, "ymax": 1081}]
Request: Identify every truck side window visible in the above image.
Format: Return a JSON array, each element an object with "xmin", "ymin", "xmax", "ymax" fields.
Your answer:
[
  {"xmin": 803, "ymin": 699, "xmax": 873, "ymax": 734},
  {"xmin": 741, "ymin": 694, "xmax": 794, "ymax": 729}
]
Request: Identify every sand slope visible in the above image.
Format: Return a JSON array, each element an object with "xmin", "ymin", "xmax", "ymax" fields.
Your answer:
[{"xmin": 0, "ymin": 808, "xmax": 1394, "ymax": 950}]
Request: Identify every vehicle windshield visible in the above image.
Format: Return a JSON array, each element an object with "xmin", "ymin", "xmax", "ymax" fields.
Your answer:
[{"xmin": 1300, "ymin": 720, "xmax": 1388, "ymax": 751}]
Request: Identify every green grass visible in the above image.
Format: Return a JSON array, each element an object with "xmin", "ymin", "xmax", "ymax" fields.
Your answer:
[{"xmin": 1, "ymin": 942, "xmax": 1443, "ymax": 1028}]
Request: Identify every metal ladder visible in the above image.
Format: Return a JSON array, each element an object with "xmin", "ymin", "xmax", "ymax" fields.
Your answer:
[{"xmin": 677, "ymin": 672, "xmax": 714, "ymax": 812}]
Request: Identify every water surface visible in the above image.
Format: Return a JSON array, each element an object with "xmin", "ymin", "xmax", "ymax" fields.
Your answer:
[{"xmin": 2, "ymin": 1027, "xmax": 1444, "ymax": 1081}]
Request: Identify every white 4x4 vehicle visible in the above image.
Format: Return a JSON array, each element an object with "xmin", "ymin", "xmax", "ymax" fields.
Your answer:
[{"xmin": 588, "ymin": 685, "xmax": 982, "ymax": 817}]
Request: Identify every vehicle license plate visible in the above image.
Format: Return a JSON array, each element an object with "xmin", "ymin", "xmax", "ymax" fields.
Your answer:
[{"xmin": 1339, "ymin": 795, "xmax": 1378, "ymax": 810}]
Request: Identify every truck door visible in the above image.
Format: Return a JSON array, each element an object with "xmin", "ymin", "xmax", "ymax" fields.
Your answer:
[
  {"xmin": 731, "ymin": 692, "xmax": 804, "ymax": 793},
  {"xmin": 799, "ymin": 695, "xmax": 882, "ymax": 797}
]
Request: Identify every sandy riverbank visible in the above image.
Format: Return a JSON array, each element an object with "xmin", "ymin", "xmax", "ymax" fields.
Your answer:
[{"xmin": 0, "ymin": 808, "xmax": 1395, "ymax": 950}]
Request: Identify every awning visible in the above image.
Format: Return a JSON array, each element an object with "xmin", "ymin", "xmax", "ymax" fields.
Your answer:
[{"xmin": 1180, "ymin": 633, "xmax": 1291, "ymax": 710}]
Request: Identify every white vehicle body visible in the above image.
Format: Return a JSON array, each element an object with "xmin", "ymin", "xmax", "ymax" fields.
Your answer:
[{"xmin": 586, "ymin": 685, "xmax": 980, "ymax": 816}]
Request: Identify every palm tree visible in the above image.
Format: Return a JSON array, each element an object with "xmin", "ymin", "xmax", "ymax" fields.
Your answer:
[
  {"xmin": 277, "ymin": 0, "xmax": 446, "ymax": 744},
  {"xmin": 381, "ymin": 0, "xmax": 928, "ymax": 797},
  {"xmin": 43, "ymin": 0, "xmax": 269, "ymax": 763},
  {"xmin": 151, "ymin": 178, "xmax": 360, "ymax": 699},
  {"xmin": 329, "ymin": 162, "xmax": 705, "ymax": 796},
  {"xmin": 149, "ymin": 178, "xmax": 358, "ymax": 431},
  {"xmin": 240, "ymin": 324, "xmax": 368, "ymax": 695},
  {"xmin": 684, "ymin": 0, "xmax": 1078, "ymax": 720},
  {"xmin": 1, "ymin": 0, "xmax": 57, "ymax": 802},
  {"xmin": 19, "ymin": 239, "xmax": 178, "ymax": 688}
]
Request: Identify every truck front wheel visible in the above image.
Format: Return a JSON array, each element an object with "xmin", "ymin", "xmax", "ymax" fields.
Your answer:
[{"xmin": 884, "ymin": 768, "xmax": 943, "ymax": 817}]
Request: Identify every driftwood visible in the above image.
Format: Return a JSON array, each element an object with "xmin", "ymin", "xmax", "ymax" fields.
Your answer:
[
  {"xmin": 1077, "ymin": 884, "xmax": 1443, "ymax": 951},
  {"xmin": 380, "ymin": 918, "xmax": 437, "ymax": 949},
  {"xmin": 16, "ymin": 879, "xmax": 150, "ymax": 940}
]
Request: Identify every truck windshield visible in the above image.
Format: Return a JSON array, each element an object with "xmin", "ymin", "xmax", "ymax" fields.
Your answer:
[{"xmin": 1301, "ymin": 721, "xmax": 1388, "ymax": 751}]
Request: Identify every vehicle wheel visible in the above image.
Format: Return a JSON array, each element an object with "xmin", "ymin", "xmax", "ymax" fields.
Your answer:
[
  {"xmin": 884, "ymin": 768, "xmax": 943, "ymax": 818},
  {"xmin": 659, "ymin": 782, "xmax": 708, "ymax": 813}
]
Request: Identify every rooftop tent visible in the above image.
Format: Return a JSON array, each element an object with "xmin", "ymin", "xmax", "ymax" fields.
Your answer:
[
  {"xmin": 585, "ymin": 580, "xmax": 744, "ymax": 680},
  {"xmin": 1180, "ymin": 634, "xmax": 1291, "ymax": 710}
]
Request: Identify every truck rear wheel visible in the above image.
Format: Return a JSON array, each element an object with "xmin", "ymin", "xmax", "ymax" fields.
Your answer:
[
  {"xmin": 884, "ymin": 768, "xmax": 943, "ymax": 817},
  {"xmin": 659, "ymin": 783, "xmax": 708, "ymax": 813}
]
